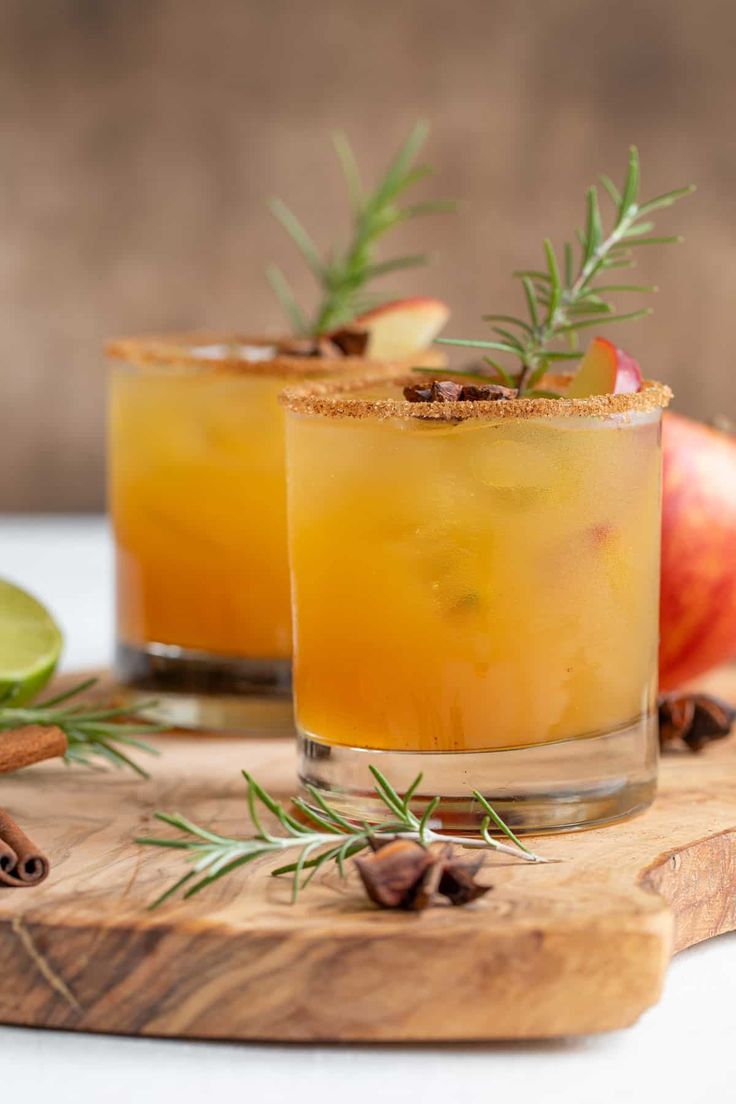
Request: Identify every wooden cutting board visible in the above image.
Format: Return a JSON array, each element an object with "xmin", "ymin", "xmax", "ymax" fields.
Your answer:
[{"xmin": 0, "ymin": 668, "xmax": 735, "ymax": 1042}]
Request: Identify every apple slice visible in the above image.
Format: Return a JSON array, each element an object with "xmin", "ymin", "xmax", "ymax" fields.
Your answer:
[
  {"xmin": 354, "ymin": 297, "xmax": 450, "ymax": 359},
  {"xmin": 566, "ymin": 337, "xmax": 642, "ymax": 397}
]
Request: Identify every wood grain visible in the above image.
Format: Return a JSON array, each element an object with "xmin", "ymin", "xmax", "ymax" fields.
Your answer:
[{"xmin": 0, "ymin": 668, "xmax": 734, "ymax": 1041}]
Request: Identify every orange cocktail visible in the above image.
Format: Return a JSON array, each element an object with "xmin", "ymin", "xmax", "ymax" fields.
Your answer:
[
  {"xmin": 108, "ymin": 333, "xmax": 436, "ymax": 731},
  {"xmin": 284, "ymin": 374, "xmax": 672, "ymax": 830},
  {"xmin": 110, "ymin": 354, "xmax": 292, "ymax": 660}
]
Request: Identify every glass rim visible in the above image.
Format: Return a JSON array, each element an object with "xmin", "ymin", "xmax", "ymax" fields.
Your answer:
[
  {"xmin": 280, "ymin": 371, "xmax": 673, "ymax": 421},
  {"xmin": 105, "ymin": 331, "xmax": 441, "ymax": 379}
]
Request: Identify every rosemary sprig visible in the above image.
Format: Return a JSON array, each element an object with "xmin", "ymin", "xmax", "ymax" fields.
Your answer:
[
  {"xmin": 137, "ymin": 765, "xmax": 547, "ymax": 908},
  {"xmin": 267, "ymin": 120, "xmax": 454, "ymax": 336},
  {"xmin": 434, "ymin": 147, "xmax": 694, "ymax": 395},
  {"xmin": 0, "ymin": 677, "xmax": 160, "ymax": 777}
]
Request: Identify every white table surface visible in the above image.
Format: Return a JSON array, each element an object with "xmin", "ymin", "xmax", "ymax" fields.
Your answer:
[{"xmin": 1, "ymin": 515, "xmax": 734, "ymax": 1104}]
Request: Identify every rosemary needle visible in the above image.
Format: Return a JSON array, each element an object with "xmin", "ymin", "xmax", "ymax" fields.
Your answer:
[
  {"xmin": 267, "ymin": 120, "xmax": 455, "ymax": 336},
  {"xmin": 138, "ymin": 765, "xmax": 548, "ymax": 907},
  {"xmin": 0, "ymin": 677, "xmax": 160, "ymax": 777},
  {"xmin": 431, "ymin": 147, "xmax": 694, "ymax": 396}
]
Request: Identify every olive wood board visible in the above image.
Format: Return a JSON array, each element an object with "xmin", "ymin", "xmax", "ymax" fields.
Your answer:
[{"xmin": 0, "ymin": 667, "xmax": 735, "ymax": 1043}]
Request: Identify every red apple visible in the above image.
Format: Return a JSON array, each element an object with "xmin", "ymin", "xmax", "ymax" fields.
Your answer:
[
  {"xmin": 659, "ymin": 412, "xmax": 736, "ymax": 690},
  {"xmin": 566, "ymin": 337, "xmax": 642, "ymax": 397},
  {"xmin": 354, "ymin": 297, "xmax": 449, "ymax": 359}
]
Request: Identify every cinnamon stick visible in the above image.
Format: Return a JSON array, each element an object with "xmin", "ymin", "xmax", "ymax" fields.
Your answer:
[
  {"xmin": 0, "ymin": 725, "xmax": 67, "ymax": 774},
  {"xmin": 0, "ymin": 808, "xmax": 49, "ymax": 887}
]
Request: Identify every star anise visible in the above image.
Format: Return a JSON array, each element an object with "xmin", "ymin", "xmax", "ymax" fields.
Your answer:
[
  {"xmin": 403, "ymin": 379, "xmax": 518, "ymax": 403},
  {"xmin": 328, "ymin": 327, "xmax": 370, "ymax": 357},
  {"xmin": 276, "ymin": 327, "xmax": 370, "ymax": 359},
  {"xmin": 658, "ymin": 692, "xmax": 736, "ymax": 752},
  {"xmin": 354, "ymin": 838, "xmax": 491, "ymax": 910}
]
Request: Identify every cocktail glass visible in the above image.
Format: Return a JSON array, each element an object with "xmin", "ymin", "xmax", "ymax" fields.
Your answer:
[
  {"xmin": 108, "ymin": 333, "xmax": 437, "ymax": 732},
  {"xmin": 283, "ymin": 372, "xmax": 672, "ymax": 831}
]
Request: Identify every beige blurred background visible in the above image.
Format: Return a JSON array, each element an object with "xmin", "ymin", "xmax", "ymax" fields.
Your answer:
[{"xmin": 1, "ymin": 0, "xmax": 733, "ymax": 511}]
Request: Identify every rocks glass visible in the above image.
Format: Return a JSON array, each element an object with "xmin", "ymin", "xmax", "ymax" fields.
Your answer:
[
  {"xmin": 282, "ymin": 372, "xmax": 672, "ymax": 831},
  {"xmin": 107, "ymin": 333, "xmax": 433, "ymax": 732}
]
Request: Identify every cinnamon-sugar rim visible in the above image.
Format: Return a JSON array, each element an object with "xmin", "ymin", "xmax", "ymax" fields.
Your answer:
[
  {"xmin": 105, "ymin": 331, "xmax": 442, "ymax": 378},
  {"xmin": 280, "ymin": 370, "xmax": 673, "ymax": 420}
]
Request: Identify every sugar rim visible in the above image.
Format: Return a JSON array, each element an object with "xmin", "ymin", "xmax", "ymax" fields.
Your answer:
[
  {"xmin": 280, "ymin": 371, "xmax": 673, "ymax": 420},
  {"xmin": 105, "ymin": 331, "xmax": 443, "ymax": 378}
]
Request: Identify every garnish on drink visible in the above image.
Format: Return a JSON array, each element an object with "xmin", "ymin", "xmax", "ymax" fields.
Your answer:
[
  {"xmin": 417, "ymin": 146, "xmax": 693, "ymax": 397},
  {"xmin": 268, "ymin": 119, "xmax": 453, "ymax": 355},
  {"xmin": 280, "ymin": 150, "xmax": 692, "ymax": 833},
  {"xmin": 108, "ymin": 123, "xmax": 454, "ymax": 732}
]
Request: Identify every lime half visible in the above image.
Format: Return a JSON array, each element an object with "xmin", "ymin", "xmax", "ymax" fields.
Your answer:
[{"xmin": 0, "ymin": 579, "xmax": 63, "ymax": 706}]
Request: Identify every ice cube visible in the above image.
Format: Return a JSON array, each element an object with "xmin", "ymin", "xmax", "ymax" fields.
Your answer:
[{"xmin": 473, "ymin": 439, "xmax": 553, "ymax": 489}]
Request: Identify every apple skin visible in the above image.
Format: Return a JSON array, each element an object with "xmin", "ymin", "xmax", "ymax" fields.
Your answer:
[
  {"xmin": 611, "ymin": 345, "xmax": 643, "ymax": 393},
  {"xmin": 659, "ymin": 412, "xmax": 736, "ymax": 690},
  {"xmin": 566, "ymin": 337, "xmax": 642, "ymax": 397},
  {"xmin": 356, "ymin": 296, "xmax": 448, "ymax": 323}
]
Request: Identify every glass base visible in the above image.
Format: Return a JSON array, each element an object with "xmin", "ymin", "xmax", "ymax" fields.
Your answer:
[
  {"xmin": 115, "ymin": 642, "xmax": 295, "ymax": 735},
  {"xmin": 298, "ymin": 712, "xmax": 658, "ymax": 833}
]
